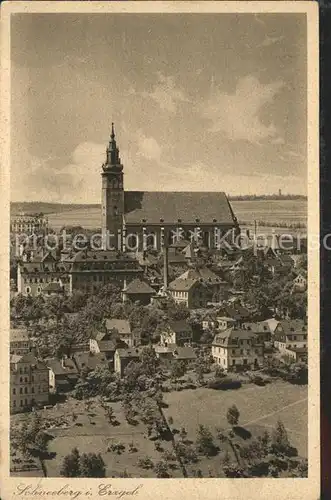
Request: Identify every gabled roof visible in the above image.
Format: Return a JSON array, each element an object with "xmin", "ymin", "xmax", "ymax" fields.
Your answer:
[
  {"xmin": 10, "ymin": 328, "xmax": 29, "ymax": 342},
  {"xmin": 104, "ymin": 319, "xmax": 131, "ymax": 334},
  {"xmin": 124, "ymin": 279, "xmax": 155, "ymax": 295},
  {"xmin": 168, "ymin": 320, "xmax": 192, "ymax": 333},
  {"xmin": 172, "ymin": 346, "xmax": 197, "ymax": 360},
  {"xmin": 168, "ymin": 277, "xmax": 198, "ymax": 291},
  {"xmin": 10, "ymin": 353, "xmax": 48, "ymax": 370},
  {"xmin": 123, "ymin": 191, "xmax": 237, "ymax": 225},
  {"xmin": 212, "ymin": 327, "xmax": 259, "ymax": 347},
  {"xmin": 116, "ymin": 347, "xmax": 143, "ymax": 358},
  {"xmin": 277, "ymin": 319, "xmax": 307, "ymax": 335},
  {"xmin": 178, "ymin": 267, "xmax": 225, "ymax": 285},
  {"xmin": 74, "ymin": 352, "xmax": 108, "ymax": 371},
  {"xmin": 46, "ymin": 357, "xmax": 78, "ymax": 376},
  {"xmin": 242, "ymin": 321, "xmax": 272, "ymax": 334}
]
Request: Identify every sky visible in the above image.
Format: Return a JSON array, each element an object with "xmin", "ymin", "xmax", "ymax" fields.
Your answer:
[{"xmin": 11, "ymin": 12, "xmax": 307, "ymax": 203}]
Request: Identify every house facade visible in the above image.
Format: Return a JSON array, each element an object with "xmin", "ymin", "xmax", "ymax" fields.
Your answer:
[
  {"xmin": 212, "ymin": 327, "xmax": 264, "ymax": 371},
  {"xmin": 10, "ymin": 328, "xmax": 33, "ymax": 356},
  {"xmin": 104, "ymin": 318, "xmax": 140, "ymax": 347},
  {"xmin": 114, "ymin": 348, "xmax": 142, "ymax": 376},
  {"xmin": 160, "ymin": 320, "xmax": 193, "ymax": 347},
  {"xmin": 10, "ymin": 353, "xmax": 49, "ymax": 413}
]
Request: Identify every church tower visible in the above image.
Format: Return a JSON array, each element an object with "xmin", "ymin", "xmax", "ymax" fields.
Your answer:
[{"xmin": 101, "ymin": 123, "xmax": 124, "ymax": 249}]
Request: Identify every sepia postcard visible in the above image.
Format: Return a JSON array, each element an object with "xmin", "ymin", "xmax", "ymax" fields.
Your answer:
[{"xmin": 0, "ymin": 1, "xmax": 319, "ymax": 499}]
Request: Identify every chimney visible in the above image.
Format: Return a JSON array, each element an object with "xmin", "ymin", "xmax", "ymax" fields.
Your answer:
[{"xmin": 163, "ymin": 245, "xmax": 169, "ymax": 290}]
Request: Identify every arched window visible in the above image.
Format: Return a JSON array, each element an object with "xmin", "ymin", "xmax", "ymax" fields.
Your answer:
[{"xmin": 25, "ymin": 286, "xmax": 31, "ymax": 294}]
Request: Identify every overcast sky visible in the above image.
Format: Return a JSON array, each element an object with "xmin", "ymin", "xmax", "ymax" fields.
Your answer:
[{"xmin": 11, "ymin": 12, "xmax": 307, "ymax": 203}]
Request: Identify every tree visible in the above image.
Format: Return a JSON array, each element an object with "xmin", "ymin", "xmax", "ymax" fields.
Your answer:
[
  {"xmin": 271, "ymin": 420, "xmax": 291, "ymax": 455},
  {"xmin": 226, "ymin": 405, "xmax": 240, "ymax": 427},
  {"xmin": 154, "ymin": 460, "xmax": 170, "ymax": 478},
  {"xmin": 140, "ymin": 345, "xmax": 160, "ymax": 377},
  {"xmin": 79, "ymin": 452, "xmax": 106, "ymax": 477},
  {"xmin": 170, "ymin": 361, "xmax": 186, "ymax": 382},
  {"xmin": 196, "ymin": 424, "xmax": 218, "ymax": 457},
  {"xmin": 34, "ymin": 431, "xmax": 49, "ymax": 454},
  {"xmin": 179, "ymin": 427, "xmax": 188, "ymax": 442},
  {"xmin": 60, "ymin": 448, "xmax": 81, "ymax": 477}
]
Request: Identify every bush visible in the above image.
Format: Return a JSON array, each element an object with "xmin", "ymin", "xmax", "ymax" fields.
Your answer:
[{"xmin": 207, "ymin": 378, "xmax": 242, "ymax": 390}]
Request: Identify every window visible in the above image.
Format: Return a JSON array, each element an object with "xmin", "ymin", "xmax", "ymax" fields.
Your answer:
[
  {"xmin": 19, "ymin": 388, "xmax": 23, "ymax": 394},
  {"xmin": 19, "ymin": 377, "xmax": 23, "ymax": 382},
  {"xmin": 24, "ymin": 387, "xmax": 28, "ymax": 394},
  {"xmin": 13, "ymin": 400, "xmax": 16, "ymax": 407},
  {"xmin": 32, "ymin": 376, "xmax": 34, "ymax": 382},
  {"xmin": 25, "ymin": 286, "xmax": 31, "ymax": 294},
  {"xmin": 232, "ymin": 349, "xmax": 236, "ymax": 355},
  {"xmin": 20, "ymin": 400, "xmax": 23, "ymax": 407},
  {"xmin": 13, "ymin": 388, "xmax": 16, "ymax": 395},
  {"xmin": 240, "ymin": 349, "xmax": 243, "ymax": 355},
  {"xmin": 31, "ymin": 387, "xmax": 35, "ymax": 393}
]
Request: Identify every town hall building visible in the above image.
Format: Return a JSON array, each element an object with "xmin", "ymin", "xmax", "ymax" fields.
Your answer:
[{"xmin": 101, "ymin": 124, "xmax": 239, "ymax": 251}]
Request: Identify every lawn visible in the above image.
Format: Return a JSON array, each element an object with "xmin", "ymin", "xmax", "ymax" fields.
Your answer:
[
  {"xmin": 163, "ymin": 380, "xmax": 307, "ymax": 477},
  {"xmin": 42, "ymin": 397, "xmax": 180, "ymax": 478}
]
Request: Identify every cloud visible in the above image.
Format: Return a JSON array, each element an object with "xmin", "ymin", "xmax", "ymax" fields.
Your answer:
[
  {"xmin": 201, "ymin": 75, "xmax": 284, "ymax": 144},
  {"xmin": 142, "ymin": 72, "xmax": 189, "ymax": 113},
  {"xmin": 136, "ymin": 130, "xmax": 162, "ymax": 163}
]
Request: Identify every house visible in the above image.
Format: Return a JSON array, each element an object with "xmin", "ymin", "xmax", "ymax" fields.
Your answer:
[
  {"xmin": 273, "ymin": 319, "xmax": 307, "ymax": 359},
  {"xmin": 154, "ymin": 345, "xmax": 176, "ymax": 362},
  {"xmin": 242, "ymin": 321, "xmax": 272, "ymax": 343},
  {"xmin": 211, "ymin": 327, "xmax": 264, "ymax": 372},
  {"xmin": 46, "ymin": 357, "xmax": 79, "ymax": 393},
  {"xmin": 10, "ymin": 353, "xmax": 49, "ymax": 413},
  {"xmin": 10, "ymin": 328, "xmax": 34, "ymax": 356},
  {"xmin": 216, "ymin": 316, "xmax": 237, "ymax": 332},
  {"xmin": 283, "ymin": 346, "xmax": 308, "ymax": 363},
  {"xmin": 202, "ymin": 313, "xmax": 218, "ymax": 331},
  {"xmin": 168, "ymin": 267, "xmax": 229, "ymax": 309},
  {"xmin": 114, "ymin": 348, "xmax": 143, "ymax": 377},
  {"xmin": 89, "ymin": 331, "xmax": 121, "ymax": 361},
  {"xmin": 104, "ymin": 318, "xmax": 140, "ymax": 347},
  {"xmin": 160, "ymin": 320, "xmax": 193, "ymax": 347},
  {"xmin": 74, "ymin": 351, "xmax": 109, "ymax": 373},
  {"xmin": 122, "ymin": 278, "xmax": 155, "ymax": 305},
  {"xmin": 217, "ymin": 304, "xmax": 251, "ymax": 325},
  {"xmin": 172, "ymin": 346, "xmax": 197, "ymax": 363}
]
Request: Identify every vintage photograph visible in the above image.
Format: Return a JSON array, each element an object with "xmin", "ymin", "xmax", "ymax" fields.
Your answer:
[{"xmin": 2, "ymin": 2, "xmax": 318, "ymax": 489}]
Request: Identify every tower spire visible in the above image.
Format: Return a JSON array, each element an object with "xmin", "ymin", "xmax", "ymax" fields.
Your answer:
[{"xmin": 111, "ymin": 122, "xmax": 115, "ymax": 140}]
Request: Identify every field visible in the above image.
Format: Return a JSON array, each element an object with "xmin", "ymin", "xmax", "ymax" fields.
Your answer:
[
  {"xmin": 37, "ymin": 199, "xmax": 307, "ymax": 231},
  {"xmin": 163, "ymin": 380, "xmax": 307, "ymax": 477},
  {"xmin": 11, "ymin": 380, "xmax": 307, "ymax": 478}
]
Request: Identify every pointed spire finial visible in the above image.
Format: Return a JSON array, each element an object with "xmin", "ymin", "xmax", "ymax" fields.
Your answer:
[{"xmin": 111, "ymin": 122, "xmax": 115, "ymax": 139}]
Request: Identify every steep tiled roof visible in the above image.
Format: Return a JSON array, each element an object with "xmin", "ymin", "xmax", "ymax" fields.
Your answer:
[
  {"xmin": 172, "ymin": 346, "xmax": 196, "ymax": 360},
  {"xmin": 124, "ymin": 279, "xmax": 155, "ymax": 295},
  {"xmin": 74, "ymin": 352, "xmax": 108, "ymax": 371},
  {"xmin": 104, "ymin": 319, "xmax": 131, "ymax": 334},
  {"xmin": 46, "ymin": 357, "xmax": 78, "ymax": 376},
  {"xmin": 168, "ymin": 277, "xmax": 198, "ymax": 291},
  {"xmin": 277, "ymin": 319, "xmax": 307, "ymax": 335},
  {"xmin": 178, "ymin": 267, "xmax": 226, "ymax": 285},
  {"xmin": 124, "ymin": 191, "xmax": 237, "ymax": 225},
  {"xmin": 10, "ymin": 328, "xmax": 29, "ymax": 342},
  {"xmin": 168, "ymin": 320, "xmax": 192, "ymax": 333},
  {"xmin": 212, "ymin": 327, "xmax": 260, "ymax": 347},
  {"xmin": 116, "ymin": 347, "xmax": 143, "ymax": 358}
]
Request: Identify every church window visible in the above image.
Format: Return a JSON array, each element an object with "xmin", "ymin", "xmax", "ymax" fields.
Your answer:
[{"xmin": 26, "ymin": 286, "xmax": 31, "ymax": 294}]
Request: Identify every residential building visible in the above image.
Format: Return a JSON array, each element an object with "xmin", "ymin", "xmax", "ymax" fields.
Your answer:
[
  {"xmin": 122, "ymin": 278, "xmax": 155, "ymax": 305},
  {"xmin": 10, "ymin": 213, "xmax": 48, "ymax": 235},
  {"xmin": 172, "ymin": 346, "xmax": 197, "ymax": 363},
  {"xmin": 10, "ymin": 328, "xmax": 33, "ymax": 356},
  {"xmin": 73, "ymin": 351, "xmax": 109, "ymax": 374},
  {"xmin": 242, "ymin": 321, "xmax": 272, "ymax": 343},
  {"xmin": 104, "ymin": 318, "xmax": 140, "ymax": 347},
  {"xmin": 160, "ymin": 320, "xmax": 193, "ymax": 347},
  {"xmin": 10, "ymin": 353, "xmax": 49, "ymax": 413},
  {"xmin": 64, "ymin": 250, "xmax": 144, "ymax": 293},
  {"xmin": 216, "ymin": 316, "xmax": 237, "ymax": 331},
  {"xmin": 114, "ymin": 347, "xmax": 142, "ymax": 377},
  {"xmin": 17, "ymin": 251, "xmax": 70, "ymax": 297},
  {"xmin": 89, "ymin": 331, "xmax": 121, "ymax": 360},
  {"xmin": 211, "ymin": 327, "xmax": 264, "ymax": 371},
  {"xmin": 273, "ymin": 319, "xmax": 308, "ymax": 358},
  {"xmin": 46, "ymin": 357, "xmax": 79, "ymax": 393},
  {"xmin": 283, "ymin": 347, "xmax": 308, "ymax": 363}
]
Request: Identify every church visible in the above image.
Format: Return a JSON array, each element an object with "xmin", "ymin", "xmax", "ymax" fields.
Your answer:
[{"xmin": 101, "ymin": 124, "xmax": 239, "ymax": 252}]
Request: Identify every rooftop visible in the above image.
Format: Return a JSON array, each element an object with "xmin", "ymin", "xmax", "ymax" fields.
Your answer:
[
  {"xmin": 123, "ymin": 191, "xmax": 237, "ymax": 225},
  {"xmin": 124, "ymin": 279, "xmax": 155, "ymax": 295},
  {"xmin": 212, "ymin": 327, "xmax": 261, "ymax": 347},
  {"xmin": 104, "ymin": 319, "xmax": 131, "ymax": 334},
  {"xmin": 10, "ymin": 328, "xmax": 30, "ymax": 343}
]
